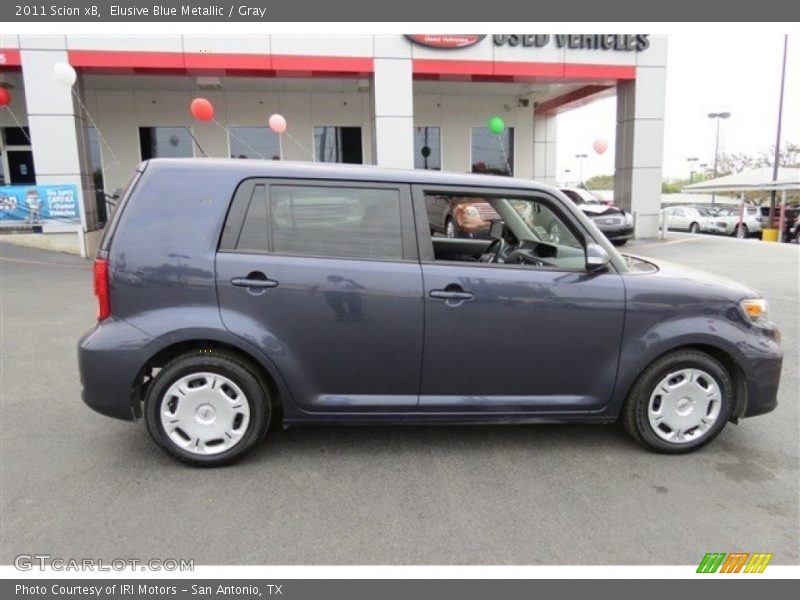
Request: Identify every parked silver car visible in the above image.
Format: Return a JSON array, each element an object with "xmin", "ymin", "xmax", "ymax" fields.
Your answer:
[
  {"xmin": 662, "ymin": 206, "xmax": 725, "ymax": 234},
  {"xmin": 709, "ymin": 205, "xmax": 764, "ymax": 238}
]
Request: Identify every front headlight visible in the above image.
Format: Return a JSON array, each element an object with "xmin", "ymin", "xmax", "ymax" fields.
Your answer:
[
  {"xmin": 625, "ymin": 212, "xmax": 634, "ymax": 225},
  {"xmin": 740, "ymin": 298, "xmax": 768, "ymax": 321},
  {"xmin": 464, "ymin": 205, "xmax": 480, "ymax": 218}
]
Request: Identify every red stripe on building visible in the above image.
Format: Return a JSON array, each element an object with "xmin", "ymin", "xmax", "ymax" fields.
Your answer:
[
  {"xmin": 413, "ymin": 59, "xmax": 494, "ymax": 77},
  {"xmin": 563, "ymin": 63, "xmax": 635, "ymax": 81},
  {"xmin": 69, "ymin": 50, "xmax": 186, "ymax": 70},
  {"xmin": 184, "ymin": 52, "xmax": 272, "ymax": 73},
  {"xmin": 414, "ymin": 58, "xmax": 635, "ymax": 83}
]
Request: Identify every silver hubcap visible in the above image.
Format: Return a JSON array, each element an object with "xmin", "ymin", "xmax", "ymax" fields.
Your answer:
[
  {"xmin": 648, "ymin": 368, "xmax": 722, "ymax": 444},
  {"xmin": 737, "ymin": 226, "xmax": 746, "ymax": 238},
  {"xmin": 159, "ymin": 372, "xmax": 251, "ymax": 455},
  {"xmin": 446, "ymin": 221, "xmax": 455, "ymax": 238},
  {"xmin": 549, "ymin": 224, "xmax": 561, "ymax": 244}
]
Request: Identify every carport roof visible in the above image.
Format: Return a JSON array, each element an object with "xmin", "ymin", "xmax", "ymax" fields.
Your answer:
[{"xmin": 683, "ymin": 167, "xmax": 800, "ymax": 193}]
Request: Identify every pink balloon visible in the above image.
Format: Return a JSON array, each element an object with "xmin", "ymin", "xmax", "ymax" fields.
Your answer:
[
  {"xmin": 190, "ymin": 97, "xmax": 214, "ymax": 122},
  {"xmin": 593, "ymin": 138, "xmax": 608, "ymax": 155},
  {"xmin": 269, "ymin": 114, "xmax": 287, "ymax": 134}
]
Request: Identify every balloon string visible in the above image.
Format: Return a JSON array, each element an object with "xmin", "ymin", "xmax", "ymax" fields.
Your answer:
[
  {"xmin": 71, "ymin": 88, "xmax": 121, "ymax": 168},
  {"xmin": 182, "ymin": 127, "xmax": 208, "ymax": 158},
  {"xmin": 283, "ymin": 131, "xmax": 317, "ymax": 162},
  {"xmin": 1, "ymin": 106, "xmax": 32, "ymax": 144},
  {"xmin": 213, "ymin": 119, "xmax": 266, "ymax": 159},
  {"xmin": 498, "ymin": 136, "xmax": 511, "ymax": 176}
]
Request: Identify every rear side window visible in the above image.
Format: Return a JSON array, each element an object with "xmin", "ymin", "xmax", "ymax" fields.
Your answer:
[{"xmin": 229, "ymin": 184, "xmax": 403, "ymax": 260}]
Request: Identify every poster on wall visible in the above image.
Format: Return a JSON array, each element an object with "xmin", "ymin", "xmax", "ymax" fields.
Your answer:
[{"xmin": 0, "ymin": 184, "xmax": 80, "ymax": 226}]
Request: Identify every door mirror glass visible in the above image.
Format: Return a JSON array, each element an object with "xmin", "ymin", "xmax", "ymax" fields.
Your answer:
[
  {"xmin": 585, "ymin": 243, "xmax": 610, "ymax": 272},
  {"xmin": 488, "ymin": 220, "xmax": 504, "ymax": 239}
]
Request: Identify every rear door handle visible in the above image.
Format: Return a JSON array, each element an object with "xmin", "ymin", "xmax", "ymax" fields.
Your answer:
[
  {"xmin": 231, "ymin": 271, "xmax": 279, "ymax": 289},
  {"xmin": 430, "ymin": 290, "xmax": 474, "ymax": 300}
]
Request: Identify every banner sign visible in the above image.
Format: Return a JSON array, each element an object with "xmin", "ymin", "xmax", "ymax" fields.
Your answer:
[{"xmin": 0, "ymin": 184, "xmax": 80, "ymax": 225}]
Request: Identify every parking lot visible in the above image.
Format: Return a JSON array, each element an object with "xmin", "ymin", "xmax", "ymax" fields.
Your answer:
[{"xmin": 0, "ymin": 234, "xmax": 797, "ymax": 566}]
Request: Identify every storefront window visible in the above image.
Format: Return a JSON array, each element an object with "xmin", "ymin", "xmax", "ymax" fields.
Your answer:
[
  {"xmin": 314, "ymin": 126, "xmax": 363, "ymax": 164},
  {"xmin": 414, "ymin": 127, "xmax": 441, "ymax": 170},
  {"xmin": 471, "ymin": 127, "xmax": 514, "ymax": 176},
  {"xmin": 138, "ymin": 127, "xmax": 194, "ymax": 160},
  {"xmin": 229, "ymin": 126, "xmax": 281, "ymax": 160}
]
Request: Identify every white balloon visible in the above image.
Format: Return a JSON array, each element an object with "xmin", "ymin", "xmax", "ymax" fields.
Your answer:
[{"xmin": 53, "ymin": 62, "xmax": 77, "ymax": 87}]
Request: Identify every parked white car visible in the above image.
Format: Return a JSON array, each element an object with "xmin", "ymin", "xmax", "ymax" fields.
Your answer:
[
  {"xmin": 709, "ymin": 206, "xmax": 765, "ymax": 238},
  {"xmin": 662, "ymin": 206, "xmax": 726, "ymax": 234}
]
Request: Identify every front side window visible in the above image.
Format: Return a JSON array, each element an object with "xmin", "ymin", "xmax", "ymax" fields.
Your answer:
[
  {"xmin": 414, "ymin": 127, "xmax": 441, "ymax": 170},
  {"xmin": 424, "ymin": 192, "xmax": 585, "ymax": 270},
  {"xmin": 314, "ymin": 127, "xmax": 363, "ymax": 164},
  {"xmin": 229, "ymin": 127, "xmax": 281, "ymax": 160},
  {"xmin": 139, "ymin": 127, "xmax": 194, "ymax": 160},
  {"xmin": 471, "ymin": 127, "xmax": 514, "ymax": 176},
  {"xmin": 234, "ymin": 185, "xmax": 403, "ymax": 260}
]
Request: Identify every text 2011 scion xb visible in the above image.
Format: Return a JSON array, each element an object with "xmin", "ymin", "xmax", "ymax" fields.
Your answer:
[{"xmin": 78, "ymin": 160, "xmax": 783, "ymax": 466}]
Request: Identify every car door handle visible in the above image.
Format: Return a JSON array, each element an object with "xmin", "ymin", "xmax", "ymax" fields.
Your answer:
[
  {"xmin": 430, "ymin": 289, "xmax": 474, "ymax": 301},
  {"xmin": 231, "ymin": 272, "xmax": 279, "ymax": 289}
]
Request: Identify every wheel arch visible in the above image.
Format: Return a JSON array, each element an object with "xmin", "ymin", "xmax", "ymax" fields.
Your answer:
[
  {"xmin": 131, "ymin": 337, "xmax": 289, "ymax": 420},
  {"xmin": 619, "ymin": 342, "xmax": 748, "ymax": 421}
]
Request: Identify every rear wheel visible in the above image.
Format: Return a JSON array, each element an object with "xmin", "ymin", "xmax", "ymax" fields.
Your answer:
[
  {"xmin": 612, "ymin": 239, "xmax": 628, "ymax": 247},
  {"xmin": 144, "ymin": 351, "xmax": 271, "ymax": 467},
  {"xmin": 689, "ymin": 222, "xmax": 700, "ymax": 234},
  {"xmin": 622, "ymin": 350, "xmax": 733, "ymax": 453},
  {"xmin": 735, "ymin": 224, "xmax": 749, "ymax": 239}
]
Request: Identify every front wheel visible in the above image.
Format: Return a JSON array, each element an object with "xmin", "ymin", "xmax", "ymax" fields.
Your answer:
[
  {"xmin": 622, "ymin": 350, "xmax": 733, "ymax": 453},
  {"xmin": 144, "ymin": 351, "xmax": 271, "ymax": 467},
  {"xmin": 735, "ymin": 224, "xmax": 749, "ymax": 239},
  {"xmin": 445, "ymin": 217, "xmax": 459, "ymax": 239},
  {"xmin": 689, "ymin": 222, "xmax": 700, "ymax": 234},
  {"xmin": 611, "ymin": 239, "xmax": 628, "ymax": 247}
]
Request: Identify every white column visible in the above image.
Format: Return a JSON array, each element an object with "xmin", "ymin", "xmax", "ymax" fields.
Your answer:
[
  {"xmin": 513, "ymin": 96, "xmax": 535, "ymax": 179},
  {"xmin": 19, "ymin": 35, "xmax": 96, "ymax": 253},
  {"xmin": 614, "ymin": 49, "xmax": 667, "ymax": 238},
  {"xmin": 372, "ymin": 57, "xmax": 414, "ymax": 169},
  {"xmin": 532, "ymin": 112, "xmax": 557, "ymax": 184}
]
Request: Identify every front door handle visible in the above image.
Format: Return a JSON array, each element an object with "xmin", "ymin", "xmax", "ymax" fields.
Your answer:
[{"xmin": 231, "ymin": 271, "xmax": 279, "ymax": 290}]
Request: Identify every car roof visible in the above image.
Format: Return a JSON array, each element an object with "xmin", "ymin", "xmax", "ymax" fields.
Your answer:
[{"xmin": 143, "ymin": 158, "xmax": 557, "ymax": 193}]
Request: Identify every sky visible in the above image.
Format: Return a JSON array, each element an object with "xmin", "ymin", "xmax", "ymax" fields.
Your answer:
[{"xmin": 556, "ymin": 33, "xmax": 799, "ymax": 183}]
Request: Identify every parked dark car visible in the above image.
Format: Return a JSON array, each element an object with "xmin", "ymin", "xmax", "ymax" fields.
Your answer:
[
  {"xmin": 79, "ymin": 160, "xmax": 782, "ymax": 466},
  {"xmin": 559, "ymin": 187, "xmax": 634, "ymax": 245},
  {"xmin": 425, "ymin": 194, "xmax": 500, "ymax": 238}
]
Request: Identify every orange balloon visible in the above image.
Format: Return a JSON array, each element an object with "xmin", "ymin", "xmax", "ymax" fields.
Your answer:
[{"xmin": 190, "ymin": 97, "xmax": 214, "ymax": 122}]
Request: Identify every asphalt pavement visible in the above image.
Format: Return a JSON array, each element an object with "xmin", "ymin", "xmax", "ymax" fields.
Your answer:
[{"xmin": 0, "ymin": 233, "xmax": 797, "ymax": 565}]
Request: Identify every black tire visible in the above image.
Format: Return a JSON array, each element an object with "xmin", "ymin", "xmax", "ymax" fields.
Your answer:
[
  {"xmin": 622, "ymin": 349, "xmax": 733, "ymax": 454},
  {"xmin": 611, "ymin": 239, "xmax": 628, "ymax": 247},
  {"xmin": 144, "ymin": 350, "xmax": 271, "ymax": 467},
  {"xmin": 734, "ymin": 224, "xmax": 749, "ymax": 239},
  {"xmin": 689, "ymin": 222, "xmax": 700, "ymax": 234},
  {"xmin": 445, "ymin": 217, "xmax": 459, "ymax": 239}
]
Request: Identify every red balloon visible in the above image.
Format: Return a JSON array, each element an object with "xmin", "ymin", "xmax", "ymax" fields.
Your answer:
[
  {"xmin": 190, "ymin": 97, "xmax": 214, "ymax": 122},
  {"xmin": 0, "ymin": 87, "xmax": 11, "ymax": 107},
  {"xmin": 593, "ymin": 138, "xmax": 608, "ymax": 155}
]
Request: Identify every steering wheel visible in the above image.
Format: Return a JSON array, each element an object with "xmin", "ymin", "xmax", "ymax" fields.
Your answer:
[{"xmin": 478, "ymin": 236, "xmax": 508, "ymax": 263}]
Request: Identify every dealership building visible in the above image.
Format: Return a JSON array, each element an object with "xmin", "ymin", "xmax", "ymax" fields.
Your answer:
[{"xmin": 0, "ymin": 34, "xmax": 667, "ymax": 255}]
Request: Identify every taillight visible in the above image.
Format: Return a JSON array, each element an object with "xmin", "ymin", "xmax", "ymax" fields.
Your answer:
[{"xmin": 93, "ymin": 258, "xmax": 110, "ymax": 321}]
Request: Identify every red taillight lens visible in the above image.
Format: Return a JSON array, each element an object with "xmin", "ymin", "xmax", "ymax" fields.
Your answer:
[{"xmin": 93, "ymin": 258, "xmax": 110, "ymax": 321}]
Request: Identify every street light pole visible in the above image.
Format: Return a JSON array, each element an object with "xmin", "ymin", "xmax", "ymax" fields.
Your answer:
[
  {"xmin": 769, "ymin": 34, "xmax": 788, "ymax": 230},
  {"xmin": 686, "ymin": 157, "xmax": 699, "ymax": 184},
  {"xmin": 575, "ymin": 153, "xmax": 588, "ymax": 184},
  {"xmin": 708, "ymin": 112, "xmax": 731, "ymax": 204}
]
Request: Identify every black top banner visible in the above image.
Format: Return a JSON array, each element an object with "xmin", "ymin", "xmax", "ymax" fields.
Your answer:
[{"xmin": 2, "ymin": 0, "xmax": 800, "ymax": 22}]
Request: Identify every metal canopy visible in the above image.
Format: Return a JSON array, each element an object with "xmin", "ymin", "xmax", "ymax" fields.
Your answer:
[{"xmin": 682, "ymin": 167, "xmax": 800, "ymax": 193}]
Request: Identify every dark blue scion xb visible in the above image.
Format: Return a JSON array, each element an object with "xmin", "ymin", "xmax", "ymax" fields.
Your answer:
[{"xmin": 78, "ymin": 159, "xmax": 783, "ymax": 466}]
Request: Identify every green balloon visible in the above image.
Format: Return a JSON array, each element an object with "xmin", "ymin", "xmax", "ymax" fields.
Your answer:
[
  {"xmin": 421, "ymin": 145, "xmax": 431, "ymax": 158},
  {"xmin": 488, "ymin": 116, "xmax": 505, "ymax": 135}
]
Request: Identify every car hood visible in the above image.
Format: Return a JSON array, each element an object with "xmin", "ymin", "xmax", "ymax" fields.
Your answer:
[
  {"xmin": 623, "ymin": 254, "xmax": 759, "ymax": 301},
  {"xmin": 580, "ymin": 204, "xmax": 623, "ymax": 216}
]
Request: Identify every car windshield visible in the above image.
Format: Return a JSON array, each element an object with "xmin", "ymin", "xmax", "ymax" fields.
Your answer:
[{"xmin": 696, "ymin": 207, "xmax": 713, "ymax": 216}]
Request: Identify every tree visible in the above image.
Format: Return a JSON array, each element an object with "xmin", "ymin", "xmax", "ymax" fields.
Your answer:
[
  {"xmin": 585, "ymin": 174, "xmax": 614, "ymax": 190},
  {"xmin": 716, "ymin": 141, "xmax": 799, "ymax": 176}
]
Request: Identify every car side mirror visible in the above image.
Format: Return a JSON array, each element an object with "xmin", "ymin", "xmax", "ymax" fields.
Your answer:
[
  {"xmin": 489, "ymin": 220, "xmax": 504, "ymax": 239},
  {"xmin": 585, "ymin": 243, "xmax": 610, "ymax": 273}
]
